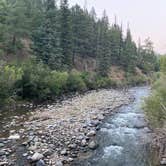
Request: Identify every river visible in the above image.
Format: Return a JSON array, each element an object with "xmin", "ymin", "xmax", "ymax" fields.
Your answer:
[{"xmin": 74, "ymin": 87, "xmax": 156, "ymax": 166}]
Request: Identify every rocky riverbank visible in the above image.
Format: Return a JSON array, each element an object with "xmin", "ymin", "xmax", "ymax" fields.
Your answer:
[
  {"xmin": 151, "ymin": 126, "xmax": 166, "ymax": 165},
  {"xmin": 0, "ymin": 89, "xmax": 132, "ymax": 166}
]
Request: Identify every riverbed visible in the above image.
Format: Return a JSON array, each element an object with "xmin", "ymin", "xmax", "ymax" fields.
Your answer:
[
  {"xmin": 74, "ymin": 87, "xmax": 156, "ymax": 166},
  {"xmin": 0, "ymin": 87, "xmax": 157, "ymax": 166}
]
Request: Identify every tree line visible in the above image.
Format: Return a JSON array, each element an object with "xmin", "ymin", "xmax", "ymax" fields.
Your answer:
[
  {"xmin": 0, "ymin": 0, "xmax": 158, "ymax": 75},
  {"xmin": 0, "ymin": 0, "xmax": 159, "ymax": 104}
]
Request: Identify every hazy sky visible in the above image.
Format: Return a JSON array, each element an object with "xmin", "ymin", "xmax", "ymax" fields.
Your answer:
[{"xmin": 69, "ymin": 0, "xmax": 166, "ymax": 54}]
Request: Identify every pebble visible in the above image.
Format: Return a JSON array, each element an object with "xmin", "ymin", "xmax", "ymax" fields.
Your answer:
[
  {"xmin": 60, "ymin": 149, "xmax": 67, "ymax": 155},
  {"xmin": 36, "ymin": 159, "xmax": 46, "ymax": 166},
  {"xmin": 87, "ymin": 130, "xmax": 96, "ymax": 137},
  {"xmin": 0, "ymin": 143, "xmax": 5, "ymax": 148},
  {"xmin": 31, "ymin": 152, "xmax": 44, "ymax": 161},
  {"xmin": 8, "ymin": 134, "xmax": 20, "ymax": 140},
  {"xmin": 88, "ymin": 140, "xmax": 98, "ymax": 150}
]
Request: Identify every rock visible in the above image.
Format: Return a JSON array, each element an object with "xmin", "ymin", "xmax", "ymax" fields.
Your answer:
[
  {"xmin": 23, "ymin": 153, "xmax": 28, "ymax": 157},
  {"xmin": 0, "ymin": 143, "xmax": 5, "ymax": 148},
  {"xmin": 68, "ymin": 157, "xmax": 74, "ymax": 162},
  {"xmin": 36, "ymin": 159, "xmax": 46, "ymax": 166},
  {"xmin": 43, "ymin": 149, "xmax": 53, "ymax": 156},
  {"xmin": 8, "ymin": 134, "xmax": 20, "ymax": 140},
  {"xmin": 0, "ymin": 150, "xmax": 6, "ymax": 156},
  {"xmin": 160, "ymin": 158, "xmax": 166, "ymax": 165},
  {"xmin": 81, "ymin": 139, "xmax": 87, "ymax": 147},
  {"xmin": 87, "ymin": 130, "xmax": 96, "ymax": 137},
  {"xmin": 55, "ymin": 161, "xmax": 63, "ymax": 166},
  {"xmin": 0, "ymin": 162, "xmax": 8, "ymax": 166},
  {"xmin": 68, "ymin": 144, "xmax": 77, "ymax": 149},
  {"xmin": 60, "ymin": 149, "xmax": 67, "ymax": 155},
  {"xmin": 98, "ymin": 114, "xmax": 104, "ymax": 121},
  {"xmin": 88, "ymin": 140, "xmax": 98, "ymax": 150},
  {"xmin": 31, "ymin": 152, "xmax": 44, "ymax": 161}
]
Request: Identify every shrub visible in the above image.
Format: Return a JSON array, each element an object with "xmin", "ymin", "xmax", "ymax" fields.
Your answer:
[
  {"xmin": 0, "ymin": 63, "xmax": 22, "ymax": 105},
  {"xmin": 49, "ymin": 71, "xmax": 68, "ymax": 96},
  {"xmin": 143, "ymin": 75, "xmax": 166, "ymax": 127},
  {"xmin": 15, "ymin": 59, "xmax": 52, "ymax": 102},
  {"xmin": 67, "ymin": 70, "xmax": 87, "ymax": 92}
]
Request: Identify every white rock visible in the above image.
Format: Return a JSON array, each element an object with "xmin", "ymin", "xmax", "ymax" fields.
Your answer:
[
  {"xmin": 87, "ymin": 130, "xmax": 96, "ymax": 137},
  {"xmin": 8, "ymin": 134, "xmax": 20, "ymax": 140},
  {"xmin": 31, "ymin": 152, "xmax": 44, "ymax": 161}
]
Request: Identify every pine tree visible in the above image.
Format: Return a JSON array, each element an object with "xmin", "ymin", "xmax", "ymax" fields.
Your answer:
[
  {"xmin": 60, "ymin": 0, "xmax": 72, "ymax": 70},
  {"xmin": 123, "ymin": 28, "xmax": 137, "ymax": 71},
  {"xmin": 97, "ymin": 11, "xmax": 111, "ymax": 76},
  {"xmin": 32, "ymin": 0, "xmax": 62, "ymax": 70}
]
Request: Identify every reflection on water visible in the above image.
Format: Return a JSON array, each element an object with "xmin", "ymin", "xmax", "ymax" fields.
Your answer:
[{"xmin": 76, "ymin": 87, "xmax": 154, "ymax": 166}]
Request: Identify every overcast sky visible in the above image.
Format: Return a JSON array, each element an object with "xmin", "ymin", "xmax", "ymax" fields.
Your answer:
[{"xmin": 69, "ymin": 0, "xmax": 166, "ymax": 54}]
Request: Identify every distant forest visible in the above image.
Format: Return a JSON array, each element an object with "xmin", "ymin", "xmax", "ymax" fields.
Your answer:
[{"xmin": 0, "ymin": 0, "xmax": 159, "ymax": 103}]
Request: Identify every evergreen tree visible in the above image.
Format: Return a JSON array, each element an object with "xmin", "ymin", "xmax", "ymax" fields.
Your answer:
[
  {"xmin": 123, "ymin": 28, "xmax": 137, "ymax": 71},
  {"xmin": 109, "ymin": 23, "xmax": 123, "ymax": 65},
  {"xmin": 60, "ymin": 0, "xmax": 72, "ymax": 70},
  {"xmin": 97, "ymin": 11, "xmax": 111, "ymax": 76},
  {"xmin": 32, "ymin": 0, "xmax": 62, "ymax": 70}
]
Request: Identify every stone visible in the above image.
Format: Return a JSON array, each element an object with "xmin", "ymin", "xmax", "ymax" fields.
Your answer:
[
  {"xmin": 36, "ymin": 159, "xmax": 46, "ymax": 166},
  {"xmin": 23, "ymin": 153, "xmax": 28, "ymax": 157},
  {"xmin": 68, "ymin": 144, "xmax": 77, "ymax": 149},
  {"xmin": 0, "ymin": 150, "xmax": 6, "ymax": 156},
  {"xmin": 43, "ymin": 149, "xmax": 53, "ymax": 156},
  {"xmin": 68, "ymin": 157, "xmax": 74, "ymax": 162},
  {"xmin": 31, "ymin": 152, "xmax": 44, "ymax": 161},
  {"xmin": 55, "ymin": 161, "xmax": 63, "ymax": 166},
  {"xmin": 160, "ymin": 158, "xmax": 166, "ymax": 165},
  {"xmin": 87, "ymin": 130, "xmax": 96, "ymax": 137},
  {"xmin": 0, "ymin": 143, "xmax": 5, "ymax": 148},
  {"xmin": 81, "ymin": 139, "xmax": 87, "ymax": 147},
  {"xmin": 0, "ymin": 162, "xmax": 8, "ymax": 166},
  {"xmin": 8, "ymin": 134, "xmax": 20, "ymax": 140},
  {"xmin": 60, "ymin": 149, "xmax": 67, "ymax": 155},
  {"xmin": 88, "ymin": 140, "xmax": 98, "ymax": 150}
]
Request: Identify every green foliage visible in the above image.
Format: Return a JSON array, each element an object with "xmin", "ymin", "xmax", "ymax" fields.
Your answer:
[
  {"xmin": 144, "ymin": 57, "xmax": 166, "ymax": 127},
  {"xmin": 0, "ymin": 63, "xmax": 22, "ymax": 105},
  {"xmin": 144, "ymin": 75, "xmax": 166, "ymax": 127},
  {"xmin": 67, "ymin": 70, "xmax": 87, "ymax": 92},
  {"xmin": 125, "ymin": 72, "xmax": 147, "ymax": 86},
  {"xmin": 60, "ymin": 0, "xmax": 72, "ymax": 70},
  {"xmin": 49, "ymin": 71, "xmax": 68, "ymax": 95}
]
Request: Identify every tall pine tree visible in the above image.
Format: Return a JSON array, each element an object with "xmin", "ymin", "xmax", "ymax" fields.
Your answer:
[
  {"xmin": 60, "ymin": 0, "xmax": 72, "ymax": 70},
  {"xmin": 32, "ymin": 0, "xmax": 62, "ymax": 70}
]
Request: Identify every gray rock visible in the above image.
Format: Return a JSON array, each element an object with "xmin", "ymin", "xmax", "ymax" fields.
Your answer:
[
  {"xmin": 68, "ymin": 144, "xmax": 77, "ymax": 149},
  {"xmin": 88, "ymin": 140, "xmax": 98, "ymax": 150},
  {"xmin": 60, "ymin": 149, "xmax": 67, "ymax": 155},
  {"xmin": 8, "ymin": 134, "xmax": 20, "ymax": 140},
  {"xmin": 160, "ymin": 158, "xmax": 166, "ymax": 165},
  {"xmin": 31, "ymin": 152, "xmax": 44, "ymax": 161},
  {"xmin": 81, "ymin": 139, "xmax": 87, "ymax": 147},
  {"xmin": 0, "ymin": 162, "xmax": 8, "ymax": 166},
  {"xmin": 36, "ymin": 159, "xmax": 46, "ymax": 166},
  {"xmin": 55, "ymin": 161, "xmax": 63, "ymax": 166},
  {"xmin": 0, "ymin": 150, "xmax": 6, "ymax": 156},
  {"xmin": 87, "ymin": 130, "xmax": 96, "ymax": 137},
  {"xmin": 0, "ymin": 143, "xmax": 5, "ymax": 148},
  {"xmin": 43, "ymin": 149, "xmax": 53, "ymax": 156}
]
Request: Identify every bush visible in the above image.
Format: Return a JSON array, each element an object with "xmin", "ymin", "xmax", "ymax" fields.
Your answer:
[
  {"xmin": 15, "ymin": 59, "xmax": 52, "ymax": 102},
  {"xmin": 49, "ymin": 71, "xmax": 68, "ymax": 96},
  {"xmin": 144, "ymin": 75, "xmax": 166, "ymax": 127},
  {"xmin": 125, "ymin": 72, "xmax": 147, "ymax": 86},
  {"xmin": 0, "ymin": 63, "xmax": 22, "ymax": 105},
  {"xmin": 67, "ymin": 70, "xmax": 87, "ymax": 92}
]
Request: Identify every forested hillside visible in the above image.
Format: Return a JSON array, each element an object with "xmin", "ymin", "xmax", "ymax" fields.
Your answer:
[{"xmin": 0, "ymin": 0, "xmax": 158, "ymax": 105}]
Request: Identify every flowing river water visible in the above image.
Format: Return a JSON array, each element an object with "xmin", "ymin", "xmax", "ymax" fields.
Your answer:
[{"xmin": 75, "ymin": 87, "xmax": 156, "ymax": 166}]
